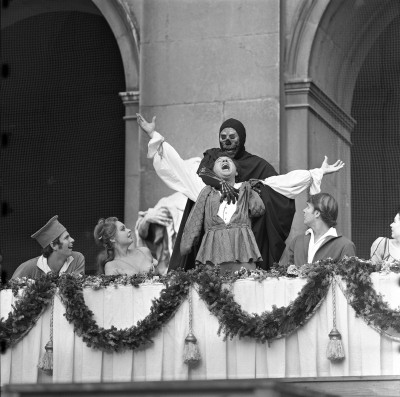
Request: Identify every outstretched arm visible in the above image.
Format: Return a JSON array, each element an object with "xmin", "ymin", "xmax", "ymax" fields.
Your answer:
[
  {"xmin": 136, "ymin": 208, "xmax": 172, "ymax": 239},
  {"xmin": 136, "ymin": 114, "xmax": 205, "ymax": 201},
  {"xmin": 256, "ymin": 156, "xmax": 344, "ymax": 199}
]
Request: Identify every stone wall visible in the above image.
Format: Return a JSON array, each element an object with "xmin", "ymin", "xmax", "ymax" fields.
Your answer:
[{"xmin": 137, "ymin": 0, "xmax": 282, "ymax": 212}]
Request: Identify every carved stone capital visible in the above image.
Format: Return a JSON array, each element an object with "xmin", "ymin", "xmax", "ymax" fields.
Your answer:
[
  {"xmin": 119, "ymin": 91, "xmax": 140, "ymax": 105},
  {"xmin": 285, "ymin": 80, "xmax": 355, "ymax": 146}
]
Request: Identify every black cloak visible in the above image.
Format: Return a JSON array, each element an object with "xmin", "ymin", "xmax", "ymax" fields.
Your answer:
[{"xmin": 168, "ymin": 119, "xmax": 295, "ymax": 271}]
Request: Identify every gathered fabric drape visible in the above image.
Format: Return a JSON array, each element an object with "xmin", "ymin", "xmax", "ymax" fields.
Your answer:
[{"xmin": 1, "ymin": 273, "xmax": 400, "ymax": 385}]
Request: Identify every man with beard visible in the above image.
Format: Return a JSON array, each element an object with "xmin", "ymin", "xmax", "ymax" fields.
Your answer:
[
  {"xmin": 12, "ymin": 216, "xmax": 85, "ymax": 279},
  {"xmin": 136, "ymin": 114, "xmax": 344, "ymax": 271}
]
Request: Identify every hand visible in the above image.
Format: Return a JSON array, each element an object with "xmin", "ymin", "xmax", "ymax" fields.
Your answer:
[
  {"xmin": 249, "ymin": 179, "xmax": 262, "ymax": 187},
  {"xmin": 219, "ymin": 181, "xmax": 239, "ymax": 204},
  {"xmin": 136, "ymin": 113, "xmax": 156, "ymax": 139},
  {"xmin": 249, "ymin": 179, "xmax": 263, "ymax": 195},
  {"xmin": 143, "ymin": 207, "xmax": 172, "ymax": 227},
  {"xmin": 320, "ymin": 156, "xmax": 345, "ymax": 175}
]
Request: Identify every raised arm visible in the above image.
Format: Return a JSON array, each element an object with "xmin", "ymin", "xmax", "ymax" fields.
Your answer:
[
  {"xmin": 258, "ymin": 157, "xmax": 344, "ymax": 199},
  {"xmin": 136, "ymin": 208, "xmax": 172, "ymax": 239},
  {"xmin": 137, "ymin": 114, "xmax": 205, "ymax": 201}
]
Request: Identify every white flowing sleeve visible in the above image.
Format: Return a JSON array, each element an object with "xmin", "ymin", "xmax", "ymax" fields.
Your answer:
[
  {"xmin": 147, "ymin": 131, "xmax": 205, "ymax": 202},
  {"xmin": 260, "ymin": 168, "xmax": 324, "ymax": 199}
]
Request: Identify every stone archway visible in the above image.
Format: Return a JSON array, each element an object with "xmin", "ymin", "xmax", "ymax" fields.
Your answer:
[
  {"xmin": 1, "ymin": 0, "xmax": 129, "ymax": 276},
  {"xmin": 283, "ymin": 0, "xmax": 400, "ymax": 244},
  {"xmin": 91, "ymin": 0, "xmax": 141, "ymax": 228}
]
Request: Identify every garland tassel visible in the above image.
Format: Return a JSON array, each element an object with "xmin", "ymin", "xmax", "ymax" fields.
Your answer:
[
  {"xmin": 38, "ymin": 296, "xmax": 54, "ymax": 374},
  {"xmin": 326, "ymin": 277, "xmax": 345, "ymax": 361},
  {"xmin": 183, "ymin": 287, "xmax": 201, "ymax": 366}
]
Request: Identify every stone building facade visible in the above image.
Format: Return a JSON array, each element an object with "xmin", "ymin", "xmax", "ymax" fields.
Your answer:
[
  {"xmin": 106, "ymin": 0, "xmax": 399, "ymax": 251},
  {"xmin": 3, "ymin": 0, "xmax": 400, "ymax": 273}
]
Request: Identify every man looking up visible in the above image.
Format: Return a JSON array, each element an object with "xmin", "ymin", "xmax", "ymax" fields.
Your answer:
[
  {"xmin": 280, "ymin": 193, "xmax": 356, "ymax": 266},
  {"xmin": 12, "ymin": 216, "xmax": 85, "ymax": 279}
]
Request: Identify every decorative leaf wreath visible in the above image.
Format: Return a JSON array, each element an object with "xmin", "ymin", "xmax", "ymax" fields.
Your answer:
[
  {"xmin": 0, "ymin": 274, "xmax": 57, "ymax": 351},
  {"xmin": 1, "ymin": 257, "xmax": 399, "ymax": 353}
]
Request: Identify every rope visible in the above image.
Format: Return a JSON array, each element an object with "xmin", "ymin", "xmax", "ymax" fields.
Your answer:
[
  {"xmin": 49, "ymin": 296, "xmax": 54, "ymax": 343},
  {"xmin": 188, "ymin": 286, "xmax": 193, "ymax": 334},
  {"xmin": 332, "ymin": 276, "xmax": 337, "ymax": 328}
]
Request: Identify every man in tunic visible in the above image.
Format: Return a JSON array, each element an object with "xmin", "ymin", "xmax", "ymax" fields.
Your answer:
[
  {"xmin": 136, "ymin": 114, "xmax": 344, "ymax": 271},
  {"xmin": 12, "ymin": 216, "xmax": 85, "ymax": 279}
]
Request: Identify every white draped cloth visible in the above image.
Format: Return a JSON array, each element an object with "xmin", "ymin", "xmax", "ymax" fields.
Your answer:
[{"xmin": 1, "ymin": 273, "xmax": 400, "ymax": 385}]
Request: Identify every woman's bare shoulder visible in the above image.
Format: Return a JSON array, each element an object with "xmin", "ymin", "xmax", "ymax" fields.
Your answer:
[
  {"xmin": 371, "ymin": 236, "xmax": 387, "ymax": 248},
  {"xmin": 104, "ymin": 261, "xmax": 119, "ymax": 275}
]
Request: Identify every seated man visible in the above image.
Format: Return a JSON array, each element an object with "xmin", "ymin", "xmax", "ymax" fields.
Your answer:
[
  {"xmin": 12, "ymin": 216, "xmax": 85, "ymax": 279},
  {"xmin": 135, "ymin": 191, "xmax": 188, "ymax": 275},
  {"xmin": 280, "ymin": 193, "xmax": 355, "ymax": 266}
]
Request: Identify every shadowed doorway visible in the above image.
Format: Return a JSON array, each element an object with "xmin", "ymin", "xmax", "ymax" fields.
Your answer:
[
  {"xmin": 1, "ymin": 0, "xmax": 126, "ymax": 278},
  {"xmin": 351, "ymin": 15, "xmax": 400, "ymax": 259}
]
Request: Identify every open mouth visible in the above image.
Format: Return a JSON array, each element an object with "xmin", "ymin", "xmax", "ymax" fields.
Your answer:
[{"xmin": 221, "ymin": 163, "xmax": 230, "ymax": 170}]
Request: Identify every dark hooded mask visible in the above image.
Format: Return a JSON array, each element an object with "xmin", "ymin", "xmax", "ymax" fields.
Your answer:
[{"xmin": 219, "ymin": 118, "xmax": 246, "ymax": 159}]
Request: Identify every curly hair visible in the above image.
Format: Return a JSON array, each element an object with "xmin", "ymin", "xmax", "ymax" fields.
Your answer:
[{"xmin": 93, "ymin": 217, "xmax": 118, "ymax": 274}]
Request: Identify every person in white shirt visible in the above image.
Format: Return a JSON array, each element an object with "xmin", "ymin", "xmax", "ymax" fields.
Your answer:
[
  {"xmin": 280, "ymin": 193, "xmax": 356, "ymax": 267},
  {"xmin": 136, "ymin": 114, "xmax": 343, "ymax": 206},
  {"xmin": 136, "ymin": 114, "xmax": 346, "ymax": 271}
]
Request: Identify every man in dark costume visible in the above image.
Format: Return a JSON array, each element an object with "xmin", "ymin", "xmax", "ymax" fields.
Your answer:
[
  {"xmin": 169, "ymin": 118, "xmax": 295, "ymax": 271},
  {"xmin": 137, "ymin": 115, "xmax": 296, "ymax": 271}
]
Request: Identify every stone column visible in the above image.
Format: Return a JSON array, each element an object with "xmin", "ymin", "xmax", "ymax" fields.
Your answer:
[
  {"xmin": 284, "ymin": 80, "xmax": 355, "ymax": 239},
  {"xmin": 119, "ymin": 90, "xmax": 140, "ymax": 229}
]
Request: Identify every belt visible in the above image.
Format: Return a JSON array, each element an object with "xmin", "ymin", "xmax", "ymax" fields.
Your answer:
[{"xmin": 207, "ymin": 223, "xmax": 249, "ymax": 231}]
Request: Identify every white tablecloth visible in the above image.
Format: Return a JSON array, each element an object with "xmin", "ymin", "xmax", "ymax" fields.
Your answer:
[{"xmin": 1, "ymin": 273, "xmax": 400, "ymax": 385}]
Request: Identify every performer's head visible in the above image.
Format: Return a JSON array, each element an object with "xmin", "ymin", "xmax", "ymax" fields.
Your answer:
[
  {"xmin": 212, "ymin": 155, "xmax": 239, "ymax": 184},
  {"xmin": 390, "ymin": 212, "xmax": 400, "ymax": 240},
  {"xmin": 303, "ymin": 193, "xmax": 338, "ymax": 229},
  {"xmin": 94, "ymin": 217, "xmax": 134, "ymax": 273},
  {"xmin": 31, "ymin": 216, "xmax": 74, "ymax": 259},
  {"xmin": 219, "ymin": 118, "xmax": 246, "ymax": 158}
]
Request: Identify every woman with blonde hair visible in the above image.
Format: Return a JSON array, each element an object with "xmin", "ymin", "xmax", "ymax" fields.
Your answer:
[{"xmin": 94, "ymin": 217, "xmax": 158, "ymax": 275}]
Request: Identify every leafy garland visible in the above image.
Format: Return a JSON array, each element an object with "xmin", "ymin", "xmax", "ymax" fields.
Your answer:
[
  {"xmin": 0, "ymin": 274, "xmax": 57, "ymax": 350},
  {"xmin": 58, "ymin": 270, "xmax": 191, "ymax": 352},
  {"xmin": 335, "ymin": 257, "xmax": 400, "ymax": 333},
  {"xmin": 1, "ymin": 257, "xmax": 400, "ymax": 353},
  {"xmin": 194, "ymin": 262, "xmax": 332, "ymax": 342}
]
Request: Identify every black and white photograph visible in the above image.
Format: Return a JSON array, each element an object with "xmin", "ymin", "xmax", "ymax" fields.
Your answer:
[{"xmin": 1, "ymin": 1, "xmax": 400, "ymax": 396}]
